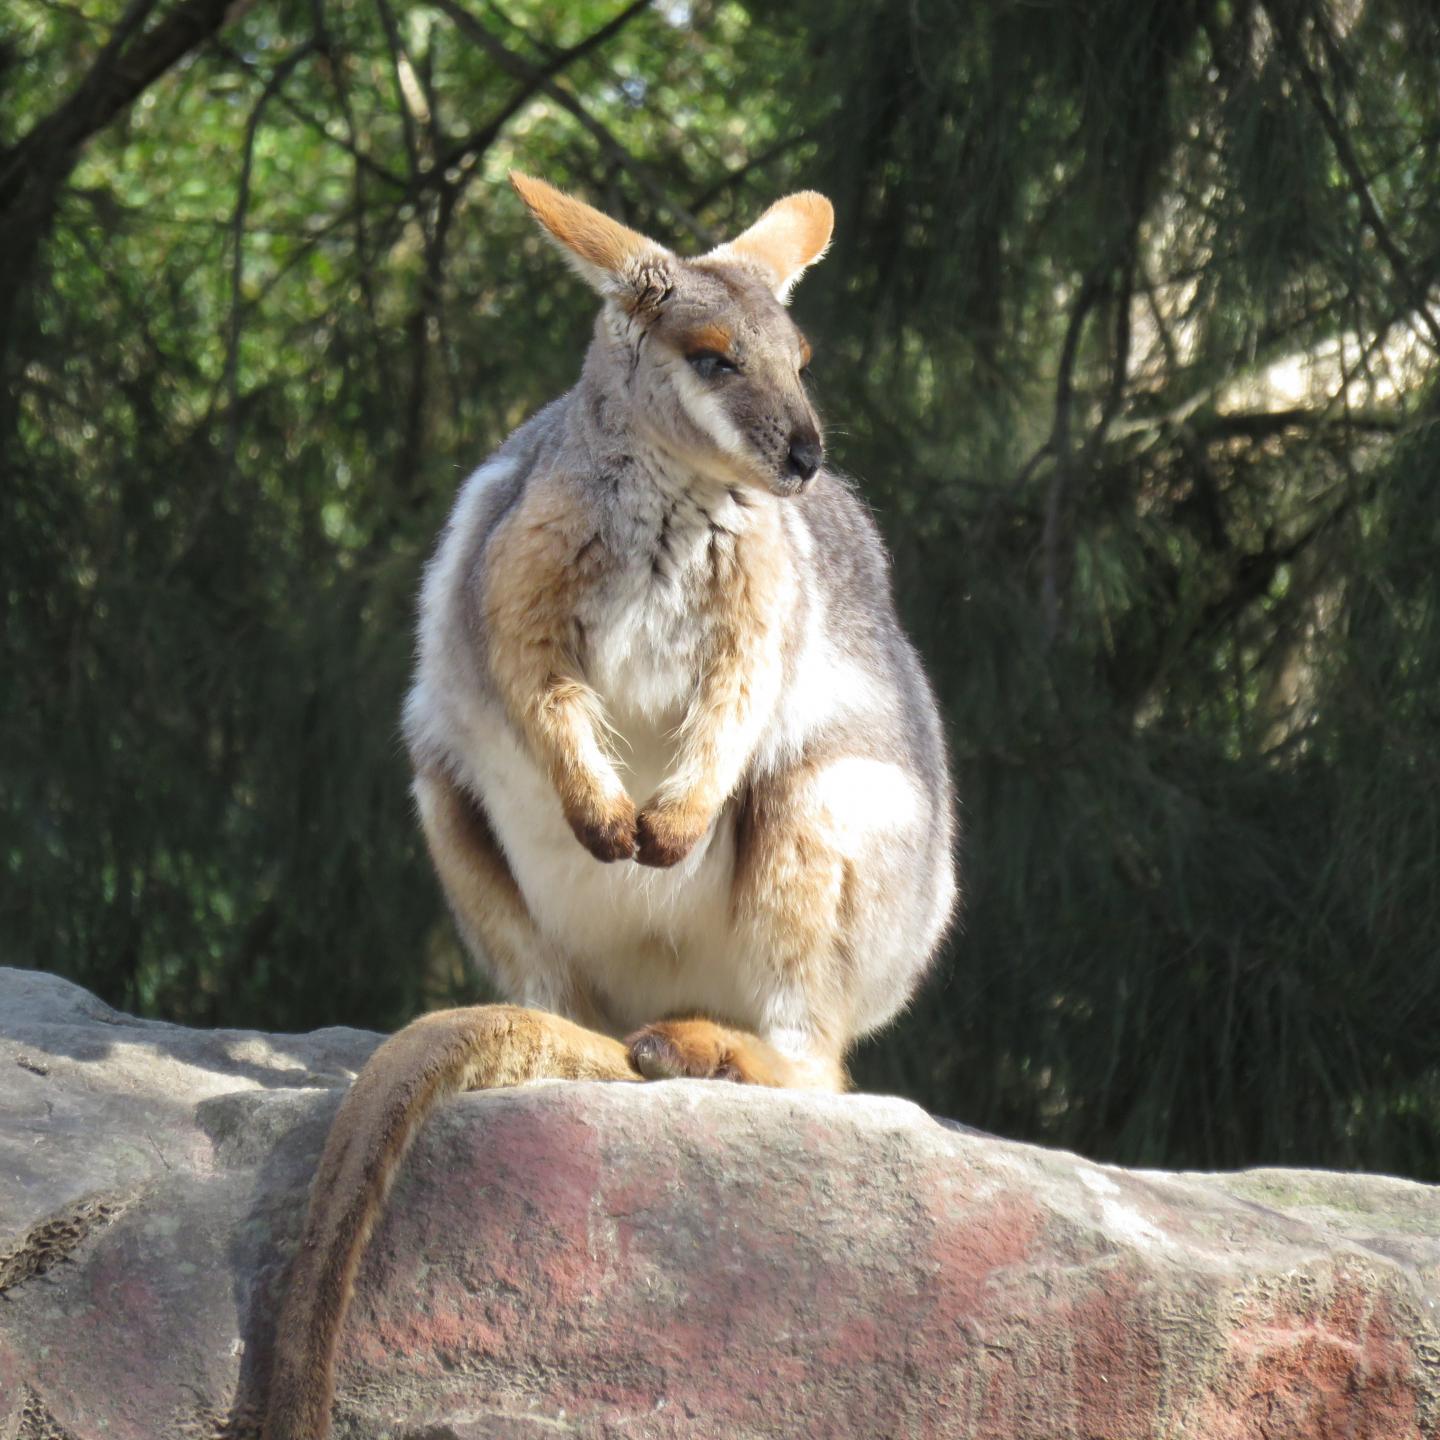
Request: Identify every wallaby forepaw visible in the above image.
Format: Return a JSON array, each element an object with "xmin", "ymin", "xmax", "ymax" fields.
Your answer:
[
  {"xmin": 567, "ymin": 796, "xmax": 638, "ymax": 862},
  {"xmin": 635, "ymin": 802, "xmax": 709, "ymax": 868}
]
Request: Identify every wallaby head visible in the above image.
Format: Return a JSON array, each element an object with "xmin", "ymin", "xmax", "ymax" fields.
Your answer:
[{"xmin": 510, "ymin": 172, "xmax": 833, "ymax": 497}]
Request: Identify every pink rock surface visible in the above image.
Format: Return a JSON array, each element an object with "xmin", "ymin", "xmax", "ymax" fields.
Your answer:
[{"xmin": 2, "ymin": 967, "xmax": 1438, "ymax": 1438}]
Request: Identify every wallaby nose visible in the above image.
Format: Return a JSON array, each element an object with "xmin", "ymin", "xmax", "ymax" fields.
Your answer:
[{"xmin": 786, "ymin": 436, "xmax": 824, "ymax": 484}]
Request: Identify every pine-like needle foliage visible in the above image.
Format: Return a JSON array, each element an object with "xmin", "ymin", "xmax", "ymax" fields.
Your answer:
[{"xmin": 3, "ymin": 0, "xmax": 1437, "ymax": 1174}]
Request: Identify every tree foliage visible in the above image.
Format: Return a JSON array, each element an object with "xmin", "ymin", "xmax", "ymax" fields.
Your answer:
[{"xmin": 4, "ymin": 0, "xmax": 1438, "ymax": 1175}]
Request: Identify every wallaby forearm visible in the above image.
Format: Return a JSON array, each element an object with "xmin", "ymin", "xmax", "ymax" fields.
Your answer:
[{"xmin": 481, "ymin": 484, "xmax": 636, "ymax": 860}]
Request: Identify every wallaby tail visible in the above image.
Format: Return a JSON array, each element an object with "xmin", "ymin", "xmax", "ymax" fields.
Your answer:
[{"xmin": 262, "ymin": 1004, "xmax": 637, "ymax": 1440}]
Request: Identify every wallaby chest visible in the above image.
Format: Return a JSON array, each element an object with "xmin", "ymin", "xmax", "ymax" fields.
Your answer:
[{"xmin": 578, "ymin": 477, "xmax": 755, "ymax": 779}]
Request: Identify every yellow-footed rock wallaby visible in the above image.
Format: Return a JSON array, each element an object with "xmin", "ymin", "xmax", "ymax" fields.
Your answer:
[{"xmin": 262, "ymin": 173, "xmax": 957, "ymax": 1439}]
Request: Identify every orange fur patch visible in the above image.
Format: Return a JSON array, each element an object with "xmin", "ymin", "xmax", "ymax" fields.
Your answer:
[
  {"xmin": 414, "ymin": 767, "xmax": 532, "ymax": 997},
  {"xmin": 684, "ymin": 323, "xmax": 734, "ymax": 357},
  {"xmin": 729, "ymin": 759, "xmax": 854, "ymax": 1057},
  {"xmin": 481, "ymin": 479, "xmax": 636, "ymax": 861},
  {"xmin": 635, "ymin": 799, "xmax": 711, "ymax": 868}
]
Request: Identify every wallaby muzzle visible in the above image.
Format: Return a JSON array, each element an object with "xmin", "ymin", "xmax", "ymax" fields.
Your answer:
[{"xmin": 770, "ymin": 424, "xmax": 823, "ymax": 496}]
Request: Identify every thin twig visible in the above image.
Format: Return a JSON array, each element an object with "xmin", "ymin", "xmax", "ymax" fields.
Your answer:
[
  {"xmin": 417, "ymin": 0, "xmax": 652, "ymax": 194},
  {"xmin": 432, "ymin": 0, "xmax": 718, "ymax": 247},
  {"xmin": 1082, "ymin": 249, "xmax": 1136, "ymax": 469},
  {"xmin": 1, "ymin": 0, "xmax": 240, "ymax": 204},
  {"xmin": 225, "ymin": 43, "xmax": 318, "ymax": 471},
  {"xmin": 214, "ymin": 39, "xmax": 407, "ymax": 190},
  {"xmin": 373, "ymin": 0, "xmax": 423, "ymax": 177},
  {"xmin": 1039, "ymin": 266, "xmax": 1108, "ymax": 638},
  {"xmin": 305, "ymin": 0, "xmax": 386, "ymax": 351},
  {"xmin": 1263, "ymin": 0, "xmax": 1440, "ymax": 352},
  {"xmin": 688, "ymin": 133, "xmax": 812, "ymax": 214}
]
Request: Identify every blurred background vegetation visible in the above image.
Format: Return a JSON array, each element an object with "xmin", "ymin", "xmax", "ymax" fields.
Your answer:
[{"xmin": 4, "ymin": 0, "xmax": 1439, "ymax": 1178}]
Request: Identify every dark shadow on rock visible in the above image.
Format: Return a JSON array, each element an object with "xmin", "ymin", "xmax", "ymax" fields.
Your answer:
[{"xmin": 211, "ymin": 1085, "xmax": 348, "ymax": 1440}]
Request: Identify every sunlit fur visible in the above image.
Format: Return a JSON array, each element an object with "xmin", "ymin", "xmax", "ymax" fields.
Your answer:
[{"xmin": 262, "ymin": 177, "xmax": 957, "ymax": 1440}]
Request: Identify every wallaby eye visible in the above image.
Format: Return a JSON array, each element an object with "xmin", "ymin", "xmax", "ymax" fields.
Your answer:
[{"xmin": 687, "ymin": 350, "xmax": 737, "ymax": 380}]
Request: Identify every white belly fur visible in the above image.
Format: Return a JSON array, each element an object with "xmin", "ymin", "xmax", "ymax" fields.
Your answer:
[
  {"xmin": 454, "ymin": 509, "xmax": 765, "ymax": 1031},
  {"xmin": 459, "ymin": 709, "xmax": 752, "ymax": 1032}
]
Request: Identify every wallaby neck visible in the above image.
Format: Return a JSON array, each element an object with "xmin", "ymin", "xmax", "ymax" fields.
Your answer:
[{"xmin": 572, "ymin": 347, "xmax": 750, "ymax": 516}]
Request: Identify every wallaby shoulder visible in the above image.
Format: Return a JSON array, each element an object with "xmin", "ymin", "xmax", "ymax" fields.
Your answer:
[{"xmin": 791, "ymin": 471, "xmax": 950, "ymax": 778}]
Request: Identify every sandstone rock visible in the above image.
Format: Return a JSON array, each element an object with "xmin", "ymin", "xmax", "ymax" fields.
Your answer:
[{"xmin": 1, "ymin": 966, "xmax": 1438, "ymax": 1439}]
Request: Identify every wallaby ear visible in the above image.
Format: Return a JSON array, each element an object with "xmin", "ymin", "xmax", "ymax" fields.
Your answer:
[
  {"xmin": 510, "ymin": 171, "xmax": 672, "ymax": 310},
  {"xmin": 708, "ymin": 191, "xmax": 834, "ymax": 303}
]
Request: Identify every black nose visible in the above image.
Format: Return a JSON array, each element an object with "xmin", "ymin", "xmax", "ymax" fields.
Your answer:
[{"xmin": 786, "ymin": 437, "xmax": 824, "ymax": 483}]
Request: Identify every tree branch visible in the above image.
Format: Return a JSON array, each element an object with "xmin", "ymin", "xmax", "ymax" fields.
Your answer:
[
  {"xmin": 688, "ymin": 132, "xmax": 811, "ymax": 214},
  {"xmin": 303, "ymin": 0, "xmax": 387, "ymax": 349},
  {"xmin": 0, "ymin": 0, "xmax": 249, "ymax": 447},
  {"xmin": 372, "ymin": 0, "xmax": 424, "ymax": 178},
  {"xmin": 431, "ymin": 0, "xmax": 718, "ymax": 248},
  {"xmin": 0, "ymin": 0, "xmax": 244, "ymax": 209},
  {"xmin": 1038, "ymin": 265, "xmax": 1108, "ymax": 638},
  {"xmin": 213, "ymin": 39, "xmax": 408, "ymax": 191},
  {"xmin": 1189, "ymin": 408, "xmax": 1403, "ymax": 441},
  {"xmin": 409, "ymin": 0, "xmax": 651, "ymax": 200},
  {"xmin": 1264, "ymin": 0, "xmax": 1440, "ymax": 353},
  {"xmin": 224, "ymin": 43, "xmax": 318, "ymax": 471}
]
